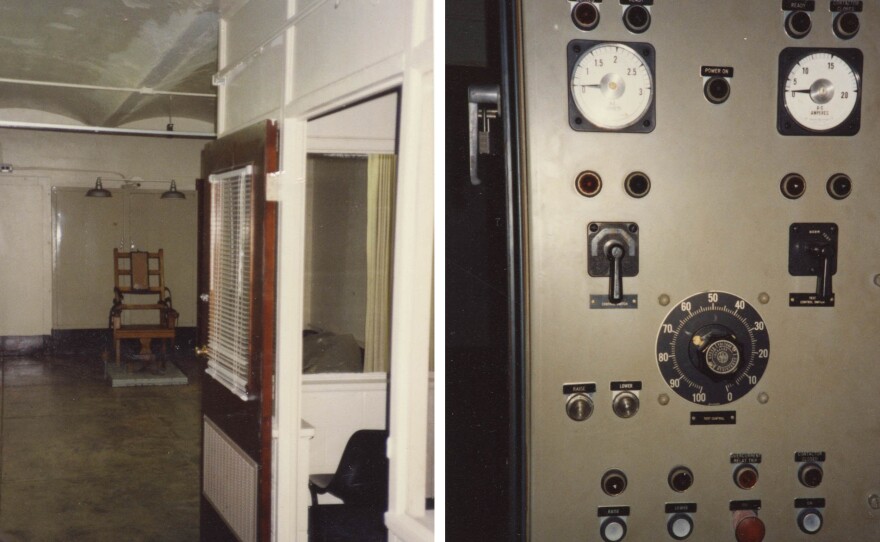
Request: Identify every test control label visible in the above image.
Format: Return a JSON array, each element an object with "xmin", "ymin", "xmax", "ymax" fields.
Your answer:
[{"xmin": 691, "ymin": 411, "xmax": 736, "ymax": 425}]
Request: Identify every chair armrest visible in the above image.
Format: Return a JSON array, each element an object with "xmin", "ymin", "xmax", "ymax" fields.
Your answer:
[
  {"xmin": 109, "ymin": 289, "xmax": 124, "ymax": 329},
  {"xmin": 308, "ymin": 474, "xmax": 334, "ymax": 506}
]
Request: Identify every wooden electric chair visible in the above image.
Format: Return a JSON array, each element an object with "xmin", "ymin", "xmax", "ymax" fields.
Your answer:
[{"xmin": 109, "ymin": 248, "xmax": 178, "ymax": 367}]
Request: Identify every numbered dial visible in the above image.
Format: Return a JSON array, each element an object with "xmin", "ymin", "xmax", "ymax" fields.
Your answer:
[
  {"xmin": 569, "ymin": 42, "xmax": 654, "ymax": 131},
  {"xmin": 656, "ymin": 292, "xmax": 770, "ymax": 406},
  {"xmin": 779, "ymin": 48, "xmax": 862, "ymax": 136}
]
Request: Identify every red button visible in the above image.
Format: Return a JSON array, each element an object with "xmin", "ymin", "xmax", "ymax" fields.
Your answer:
[{"xmin": 733, "ymin": 511, "xmax": 765, "ymax": 542}]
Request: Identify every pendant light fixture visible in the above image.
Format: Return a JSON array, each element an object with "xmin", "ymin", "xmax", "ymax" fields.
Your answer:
[
  {"xmin": 160, "ymin": 180, "xmax": 186, "ymax": 199},
  {"xmin": 85, "ymin": 177, "xmax": 112, "ymax": 197}
]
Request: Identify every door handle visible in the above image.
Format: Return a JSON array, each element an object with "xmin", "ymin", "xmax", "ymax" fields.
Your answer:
[
  {"xmin": 195, "ymin": 345, "xmax": 208, "ymax": 357},
  {"xmin": 468, "ymin": 84, "xmax": 501, "ymax": 186}
]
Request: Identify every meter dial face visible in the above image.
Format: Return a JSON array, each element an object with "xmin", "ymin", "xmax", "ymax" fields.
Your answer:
[
  {"xmin": 569, "ymin": 42, "xmax": 654, "ymax": 131},
  {"xmin": 779, "ymin": 48, "xmax": 862, "ymax": 136},
  {"xmin": 656, "ymin": 292, "xmax": 770, "ymax": 406}
]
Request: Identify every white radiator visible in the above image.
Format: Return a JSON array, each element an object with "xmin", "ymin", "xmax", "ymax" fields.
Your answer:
[{"xmin": 203, "ymin": 416, "xmax": 258, "ymax": 542}]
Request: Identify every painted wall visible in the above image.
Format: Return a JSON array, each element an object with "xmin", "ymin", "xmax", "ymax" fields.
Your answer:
[
  {"xmin": 304, "ymin": 155, "xmax": 368, "ymax": 342},
  {"xmin": 0, "ymin": 127, "xmax": 204, "ymax": 338}
]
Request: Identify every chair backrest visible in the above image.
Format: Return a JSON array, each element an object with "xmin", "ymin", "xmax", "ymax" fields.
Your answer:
[
  {"xmin": 329, "ymin": 429, "xmax": 389, "ymax": 507},
  {"xmin": 114, "ymin": 248, "xmax": 166, "ymax": 295}
]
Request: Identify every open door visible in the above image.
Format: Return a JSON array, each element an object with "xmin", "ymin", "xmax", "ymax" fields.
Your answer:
[{"xmin": 197, "ymin": 120, "xmax": 279, "ymax": 542}]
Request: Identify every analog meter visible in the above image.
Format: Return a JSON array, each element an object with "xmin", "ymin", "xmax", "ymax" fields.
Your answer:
[
  {"xmin": 568, "ymin": 41, "xmax": 655, "ymax": 133},
  {"xmin": 778, "ymin": 48, "xmax": 862, "ymax": 136},
  {"xmin": 656, "ymin": 292, "xmax": 770, "ymax": 406}
]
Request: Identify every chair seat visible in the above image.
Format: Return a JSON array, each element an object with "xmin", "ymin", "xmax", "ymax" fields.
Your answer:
[{"xmin": 308, "ymin": 504, "xmax": 387, "ymax": 542}]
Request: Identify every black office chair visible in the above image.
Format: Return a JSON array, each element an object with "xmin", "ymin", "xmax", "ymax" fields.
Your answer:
[{"xmin": 308, "ymin": 430, "xmax": 389, "ymax": 542}]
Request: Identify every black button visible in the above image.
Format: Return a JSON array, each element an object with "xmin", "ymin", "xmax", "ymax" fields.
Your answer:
[
  {"xmin": 624, "ymin": 5, "xmax": 651, "ymax": 34},
  {"xmin": 572, "ymin": 1, "xmax": 600, "ymax": 31},
  {"xmin": 834, "ymin": 12, "xmax": 860, "ymax": 39},
  {"xmin": 785, "ymin": 11, "xmax": 812, "ymax": 38}
]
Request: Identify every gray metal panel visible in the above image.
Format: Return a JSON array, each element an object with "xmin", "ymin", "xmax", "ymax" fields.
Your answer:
[{"xmin": 520, "ymin": 1, "xmax": 880, "ymax": 540}]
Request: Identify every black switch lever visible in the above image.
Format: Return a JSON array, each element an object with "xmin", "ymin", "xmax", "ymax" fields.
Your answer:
[
  {"xmin": 587, "ymin": 223, "xmax": 639, "ymax": 309},
  {"xmin": 789, "ymin": 223, "xmax": 838, "ymax": 307},
  {"xmin": 607, "ymin": 243, "xmax": 625, "ymax": 304},
  {"xmin": 810, "ymin": 244, "xmax": 834, "ymax": 300}
]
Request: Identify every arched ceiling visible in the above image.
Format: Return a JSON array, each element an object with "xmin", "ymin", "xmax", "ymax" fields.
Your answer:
[{"xmin": 0, "ymin": 0, "xmax": 218, "ymax": 129}]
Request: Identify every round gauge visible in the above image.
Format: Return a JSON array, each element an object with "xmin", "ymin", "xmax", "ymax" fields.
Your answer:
[
  {"xmin": 570, "ymin": 43, "xmax": 654, "ymax": 130},
  {"xmin": 656, "ymin": 292, "xmax": 770, "ymax": 406},
  {"xmin": 782, "ymin": 50, "xmax": 860, "ymax": 133}
]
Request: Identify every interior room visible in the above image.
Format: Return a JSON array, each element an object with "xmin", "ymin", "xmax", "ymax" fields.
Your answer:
[{"xmin": 0, "ymin": 1, "xmax": 434, "ymax": 541}]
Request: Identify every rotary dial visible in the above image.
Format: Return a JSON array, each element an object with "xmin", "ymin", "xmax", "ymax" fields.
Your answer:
[
  {"xmin": 570, "ymin": 42, "xmax": 654, "ymax": 130},
  {"xmin": 656, "ymin": 292, "xmax": 770, "ymax": 406}
]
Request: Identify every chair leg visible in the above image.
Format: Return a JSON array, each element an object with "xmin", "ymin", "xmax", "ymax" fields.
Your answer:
[{"xmin": 115, "ymin": 339, "xmax": 121, "ymax": 367}]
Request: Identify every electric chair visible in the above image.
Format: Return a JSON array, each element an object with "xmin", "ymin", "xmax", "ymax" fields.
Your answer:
[{"xmin": 109, "ymin": 248, "xmax": 178, "ymax": 368}]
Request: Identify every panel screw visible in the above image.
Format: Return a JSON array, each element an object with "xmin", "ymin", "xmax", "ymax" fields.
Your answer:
[
  {"xmin": 869, "ymin": 494, "xmax": 880, "ymax": 510},
  {"xmin": 757, "ymin": 392, "xmax": 769, "ymax": 405},
  {"xmin": 658, "ymin": 393, "xmax": 670, "ymax": 406},
  {"xmin": 628, "ymin": 223, "xmax": 638, "ymax": 233},
  {"xmin": 589, "ymin": 223, "xmax": 599, "ymax": 233},
  {"xmin": 758, "ymin": 292, "xmax": 770, "ymax": 305},
  {"xmin": 659, "ymin": 294, "xmax": 671, "ymax": 306}
]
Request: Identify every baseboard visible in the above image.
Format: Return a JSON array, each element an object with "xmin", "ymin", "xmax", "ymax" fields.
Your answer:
[
  {"xmin": 0, "ymin": 327, "xmax": 198, "ymax": 358},
  {"xmin": 0, "ymin": 335, "xmax": 49, "ymax": 356}
]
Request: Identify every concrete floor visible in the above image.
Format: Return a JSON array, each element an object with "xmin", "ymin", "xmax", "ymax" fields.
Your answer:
[{"xmin": 0, "ymin": 354, "xmax": 201, "ymax": 541}]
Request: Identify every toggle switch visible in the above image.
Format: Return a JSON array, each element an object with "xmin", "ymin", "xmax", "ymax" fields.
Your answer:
[
  {"xmin": 789, "ymin": 223, "xmax": 838, "ymax": 307},
  {"xmin": 588, "ymin": 223, "xmax": 639, "ymax": 309}
]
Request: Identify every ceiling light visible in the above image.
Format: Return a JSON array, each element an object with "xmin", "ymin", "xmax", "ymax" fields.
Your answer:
[
  {"xmin": 85, "ymin": 178, "xmax": 112, "ymax": 197},
  {"xmin": 160, "ymin": 180, "xmax": 186, "ymax": 200}
]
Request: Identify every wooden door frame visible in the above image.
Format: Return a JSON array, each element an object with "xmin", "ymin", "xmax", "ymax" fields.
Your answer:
[{"xmin": 198, "ymin": 119, "xmax": 279, "ymax": 542}]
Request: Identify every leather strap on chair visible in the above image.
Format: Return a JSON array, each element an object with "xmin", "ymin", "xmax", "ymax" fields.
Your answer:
[{"xmin": 131, "ymin": 251, "xmax": 150, "ymax": 291}]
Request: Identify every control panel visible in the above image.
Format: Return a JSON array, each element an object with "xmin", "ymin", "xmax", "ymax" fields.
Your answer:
[{"xmin": 516, "ymin": 0, "xmax": 880, "ymax": 539}]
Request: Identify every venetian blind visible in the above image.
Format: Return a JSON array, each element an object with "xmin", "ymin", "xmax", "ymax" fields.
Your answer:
[{"xmin": 205, "ymin": 165, "xmax": 254, "ymax": 401}]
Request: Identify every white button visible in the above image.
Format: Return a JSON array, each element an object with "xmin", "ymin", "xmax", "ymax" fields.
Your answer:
[
  {"xmin": 801, "ymin": 512, "xmax": 822, "ymax": 533},
  {"xmin": 603, "ymin": 519, "xmax": 626, "ymax": 542},
  {"xmin": 672, "ymin": 517, "xmax": 692, "ymax": 537}
]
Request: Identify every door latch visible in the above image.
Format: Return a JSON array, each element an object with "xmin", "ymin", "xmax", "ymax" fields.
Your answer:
[{"xmin": 468, "ymin": 84, "xmax": 501, "ymax": 186}]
